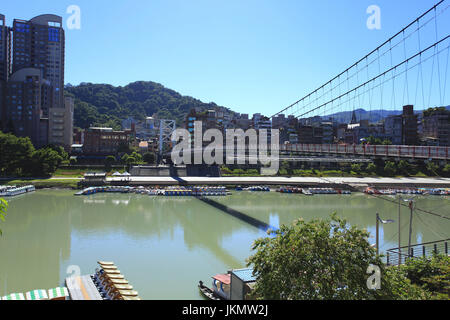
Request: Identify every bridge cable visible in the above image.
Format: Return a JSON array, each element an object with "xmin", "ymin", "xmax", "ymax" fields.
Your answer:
[
  {"xmin": 293, "ymin": 36, "xmax": 450, "ymax": 119},
  {"xmin": 434, "ymin": 7, "xmax": 443, "ymax": 105},
  {"xmin": 271, "ymin": 0, "xmax": 447, "ymax": 119}
]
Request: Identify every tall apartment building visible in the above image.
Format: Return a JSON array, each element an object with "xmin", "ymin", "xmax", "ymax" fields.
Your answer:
[
  {"xmin": 402, "ymin": 105, "xmax": 418, "ymax": 145},
  {"xmin": 0, "ymin": 14, "xmax": 11, "ymax": 128},
  {"xmin": 0, "ymin": 14, "xmax": 72, "ymax": 149},
  {"xmin": 422, "ymin": 107, "xmax": 450, "ymax": 146},
  {"xmin": 384, "ymin": 115, "xmax": 403, "ymax": 145},
  {"xmin": 5, "ymin": 68, "xmax": 52, "ymax": 147}
]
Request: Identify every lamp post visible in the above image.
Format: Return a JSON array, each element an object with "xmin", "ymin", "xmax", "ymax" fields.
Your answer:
[
  {"xmin": 405, "ymin": 199, "xmax": 415, "ymax": 258},
  {"xmin": 376, "ymin": 213, "xmax": 395, "ymax": 256}
]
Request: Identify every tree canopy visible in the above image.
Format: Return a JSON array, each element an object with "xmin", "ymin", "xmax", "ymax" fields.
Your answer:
[
  {"xmin": 65, "ymin": 81, "xmax": 234, "ymax": 130},
  {"xmin": 0, "ymin": 131, "xmax": 64, "ymax": 177},
  {"xmin": 247, "ymin": 214, "xmax": 393, "ymax": 300}
]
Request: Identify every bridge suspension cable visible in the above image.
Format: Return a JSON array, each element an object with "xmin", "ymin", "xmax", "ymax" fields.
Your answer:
[{"xmin": 272, "ymin": 0, "xmax": 450, "ymax": 120}]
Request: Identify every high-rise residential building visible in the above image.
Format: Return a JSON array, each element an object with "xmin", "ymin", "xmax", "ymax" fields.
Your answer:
[
  {"xmin": 384, "ymin": 115, "xmax": 403, "ymax": 145},
  {"xmin": 5, "ymin": 68, "xmax": 52, "ymax": 147},
  {"xmin": 1, "ymin": 14, "xmax": 72, "ymax": 149},
  {"xmin": 422, "ymin": 107, "xmax": 450, "ymax": 147},
  {"xmin": 12, "ymin": 15, "xmax": 65, "ymax": 111},
  {"xmin": 0, "ymin": 14, "xmax": 11, "ymax": 128},
  {"xmin": 402, "ymin": 105, "xmax": 418, "ymax": 145}
]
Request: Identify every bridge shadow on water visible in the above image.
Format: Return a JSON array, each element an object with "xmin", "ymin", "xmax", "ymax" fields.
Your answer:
[{"xmin": 196, "ymin": 196, "xmax": 278, "ymax": 233}]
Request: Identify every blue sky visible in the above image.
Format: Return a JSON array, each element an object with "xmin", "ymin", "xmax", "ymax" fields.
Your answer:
[{"xmin": 2, "ymin": 0, "xmax": 449, "ymax": 116}]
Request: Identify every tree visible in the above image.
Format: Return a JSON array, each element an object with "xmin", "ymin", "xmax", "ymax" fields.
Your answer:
[
  {"xmin": 143, "ymin": 152, "xmax": 156, "ymax": 164},
  {"xmin": 0, "ymin": 131, "xmax": 35, "ymax": 176},
  {"xmin": 105, "ymin": 155, "xmax": 116, "ymax": 172},
  {"xmin": 130, "ymin": 151, "xmax": 143, "ymax": 163},
  {"xmin": 30, "ymin": 148, "xmax": 63, "ymax": 177},
  {"xmin": 351, "ymin": 164, "xmax": 362, "ymax": 174},
  {"xmin": 0, "ymin": 198, "xmax": 8, "ymax": 236},
  {"xmin": 366, "ymin": 163, "xmax": 377, "ymax": 175},
  {"xmin": 384, "ymin": 161, "xmax": 397, "ymax": 177},
  {"xmin": 398, "ymin": 160, "xmax": 412, "ymax": 176},
  {"xmin": 247, "ymin": 214, "xmax": 394, "ymax": 300},
  {"xmin": 442, "ymin": 164, "xmax": 450, "ymax": 178},
  {"xmin": 426, "ymin": 162, "xmax": 439, "ymax": 176},
  {"xmin": 121, "ymin": 154, "xmax": 129, "ymax": 164}
]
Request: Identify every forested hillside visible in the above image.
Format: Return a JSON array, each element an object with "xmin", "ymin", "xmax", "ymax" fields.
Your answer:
[{"xmin": 65, "ymin": 81, "xmax": 233, "ymax": 130}]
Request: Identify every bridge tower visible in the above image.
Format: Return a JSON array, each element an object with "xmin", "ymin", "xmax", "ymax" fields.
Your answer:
[{"xmin": 159, "ymin": 119, "xmax": 176, "ymax": 160}]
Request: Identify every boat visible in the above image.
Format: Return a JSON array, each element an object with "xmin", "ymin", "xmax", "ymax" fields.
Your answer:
[
  {"xmin": 302, "ymin": 189, "xmax": 313, "ymax": 196},
  {"xmin": 0, "ymin": 185, "xmax": 35, "ymax": 197},
  {"xmin": 199, "ymin": 268, "xmax": 256, "ymax": 301},
  {"xmin": 198, "ymin": 273, "xmax": 230, "ymax": 300},
  {"xmin": 198, "ymin": 281, "xmax": 223, "ymax": 301}
]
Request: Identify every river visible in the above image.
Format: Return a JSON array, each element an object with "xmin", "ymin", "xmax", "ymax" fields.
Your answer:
[{"xmin": 0, "ymin": 189, "xmax": 448, "ymax": 299}]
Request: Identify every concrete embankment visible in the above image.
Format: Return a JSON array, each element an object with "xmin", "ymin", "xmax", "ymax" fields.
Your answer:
[{"xmin": 106, "ymin": 176, "xmax": 450, "ymax": 191}]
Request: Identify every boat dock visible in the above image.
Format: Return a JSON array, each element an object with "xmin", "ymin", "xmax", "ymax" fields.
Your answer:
[{"xmin": 65, "ymin": 275, "xmax": 103, "ymax": 300}]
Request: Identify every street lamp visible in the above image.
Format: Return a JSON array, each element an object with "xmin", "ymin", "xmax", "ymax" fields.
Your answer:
[
  {"xmin": 404, "ymin": 199, "xmax": 415, "ymax": 258},
  {"xmin": 376, "ymin": 213, "xmax": 395, "ymax": 256}
]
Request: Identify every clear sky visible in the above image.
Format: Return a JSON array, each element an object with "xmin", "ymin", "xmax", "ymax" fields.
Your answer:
[{"xmin": 2, "ymin": 0, "xmax": 449, "ymax": 116}]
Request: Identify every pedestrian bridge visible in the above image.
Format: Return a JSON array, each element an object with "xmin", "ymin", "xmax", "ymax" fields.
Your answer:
[{"xmin": 280, "ymin": 144, "xmax": 449, "ymax": 161}]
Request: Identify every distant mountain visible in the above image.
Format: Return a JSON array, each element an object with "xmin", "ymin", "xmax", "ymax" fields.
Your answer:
[
  {"xmin": 65, "ymin": 81, "xmax": 234, "ymax": 130},
  {"xmin": 320, "ymin": 107, "xmax": 447, "ymax": 123}
]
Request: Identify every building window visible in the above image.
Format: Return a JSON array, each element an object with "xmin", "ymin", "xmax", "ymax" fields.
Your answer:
[{"xmin": 48, "ymin": 28, "xmax": 60, "ymax": 42}]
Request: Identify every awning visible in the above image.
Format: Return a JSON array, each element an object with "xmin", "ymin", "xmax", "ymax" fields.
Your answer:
[
  {"xmin": 212, "ymin": 274, "xmax": 231, "ymax": 285},
  {"xmin": 2, "ymin": 293, "xmax": 26, "ymax": 300},
  {"xmin": 48, "ymin": 287, "xmax": 69, "ymax": 300},
  {"xmin": 26, "ymin": 289, "xmax": 48, "ymax": 300}
]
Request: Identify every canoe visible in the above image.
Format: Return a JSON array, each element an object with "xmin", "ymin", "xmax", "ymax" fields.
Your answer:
[{"xmin": 198, "ymin": 281, "xmax": 223, "ymax": 301}]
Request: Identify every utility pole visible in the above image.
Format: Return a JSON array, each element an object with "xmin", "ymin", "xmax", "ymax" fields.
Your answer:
[
  {"xmin": 398, "ymin": 195, "xmax": 401, "ymax": 266},
  {"xmin": 376, "ymin": 212, "xmax": 380, "ymax": 256},
  {"xmin": 407, "ymin": 200, "xmax": 414, "ymax": 258}
]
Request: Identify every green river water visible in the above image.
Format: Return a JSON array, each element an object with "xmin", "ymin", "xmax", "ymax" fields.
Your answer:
[{"xmin": 0, "ymin": 189, "xmax": 449, "ymax": 299}]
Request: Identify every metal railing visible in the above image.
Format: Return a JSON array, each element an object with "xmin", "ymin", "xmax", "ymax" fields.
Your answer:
[
  {"xmin": 386, "ymin": 238, "xmax": 450, "ymax": 266},
  {"xmin": 280, "ymin": 144, "xmax": 449, "ymax": 160}
]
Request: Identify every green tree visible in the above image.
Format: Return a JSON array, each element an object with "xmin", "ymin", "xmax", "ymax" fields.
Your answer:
[
  {"xmin": 30, "ymin": 148, "xmax": 63, "ymax": 177},
  {"xmin": 366, "ymin": 163, "xmax": 377, "ymax": 175},
  {"xmin": 351, "ymin": 164, "xmax": 362, "ymax": 174},
  {"xmin": 143, "ymin": 152, "xmax": 156, "ymax": 164},
  {"xmin": 247, "ymin": 214, "xmax": 395, "ymax": 300},
  {"xmin": 398, "ymin": 160, "xmax": 412, "ymax": 176},
  {"xmin": 130, "ymin": 151, "xmax": 143, "ymax": 163},
  {"xmin": 384, "ymin": 161, "xmax": 397, "ymax": 177},
  {"xmin": 0, "ymin": 132, "xmax": 35, "ymax": 176},
  {"xmin": 0, "ymin": 198, "xmax": 8, "ymax": 236},
  {"xmin": 121, "ymin": 154, "xmax": 129, "ymax": 164},
  {"xmin": 442, "ymin": 164, "xmax": 450, "ymax": 178},
  {"xmin": 105, "ymin": 155, "xmax": 116, "ymax": 172},
  {"xmin": 426, "ymin": 162, "xmax": 439, "ymax": 176},
  {"xmin": 400, "ymin": 254, "xmax": 450, "ymax": 299},
  {"xmin": 126, "ymin": 156, "xmax": 136, "ymax": 166}
]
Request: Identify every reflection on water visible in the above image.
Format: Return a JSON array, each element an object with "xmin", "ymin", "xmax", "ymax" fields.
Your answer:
[{"xmin": 0, "ymin": 190, "xmax": 448, "ymax": 299}]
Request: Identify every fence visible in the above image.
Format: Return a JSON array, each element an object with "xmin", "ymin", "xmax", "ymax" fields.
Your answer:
[
  {"xmin": 280, "ymin": 144, "xmax": 449, "ymax": 160},
  {"xmin": 386, "ymin": 238, "xmax": 449, "ymax": 266}
]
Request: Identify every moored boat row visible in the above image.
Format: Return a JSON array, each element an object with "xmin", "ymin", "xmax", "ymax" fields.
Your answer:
[
  {"xmin": 77, "ymin": 185, "xmax": 230, "ymax": 197},
  {"xmin": 365, "ymin": 187, "xmax": 450, "ymax": 196},
  {"xmin": 0, "ymin": 185, "xmax": 35, "ymax": 197},
  {"xmin": 277, "ymin": 187, "xmax": 351, "ymax": 195}
]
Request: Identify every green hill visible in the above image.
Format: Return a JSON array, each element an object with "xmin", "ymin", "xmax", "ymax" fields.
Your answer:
[{"xmin": 65, "ymin": 81, "xmax": 233, "ymax": 130}]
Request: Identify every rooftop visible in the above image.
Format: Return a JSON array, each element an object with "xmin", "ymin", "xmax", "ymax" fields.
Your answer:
[{"xmin": 232, "ymin": 268, "xmax": 256, "ymax": 283}]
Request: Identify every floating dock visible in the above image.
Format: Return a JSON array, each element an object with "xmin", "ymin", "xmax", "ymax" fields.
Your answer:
[{"xmin": 65, "ymin": 275, "xmax": 103, "ymax": 300}]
